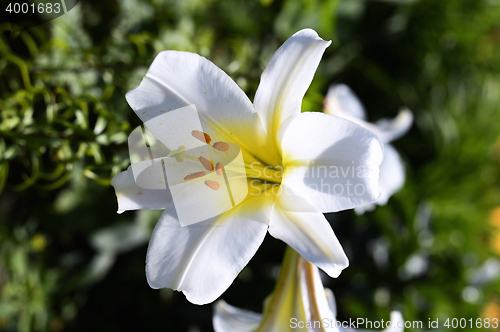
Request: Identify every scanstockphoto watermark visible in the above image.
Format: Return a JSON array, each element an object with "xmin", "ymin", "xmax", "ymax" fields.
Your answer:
[
  {"xmin": 248, "ymin": 161, "xmax": 373, "ymax": 180},
  {"xmin": 290, "ymin": 318, "xmax": 421, "ymax": 330},
  {"xmin": 291, "ymin": 317, "xmax": 500, "ymax": 330},
  {"xmin": 248, "ymin": 161, "xmax": 374, "ymax": 197},
  {"xmin": 249, "ymin": 178, "xmax": 370, "ymax": 197}
]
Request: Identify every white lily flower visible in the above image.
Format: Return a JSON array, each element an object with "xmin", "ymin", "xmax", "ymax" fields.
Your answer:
[
  {"xmin": 324, "ymin": 84, "xmax": 413, "ymax": 214},
  {"xmin": 111, "ymin": 29, "xmax": 384, "ymax": 304},
  {"xmin": 213, "ymin": 248, "xmax": 404, "ymax": 332}
]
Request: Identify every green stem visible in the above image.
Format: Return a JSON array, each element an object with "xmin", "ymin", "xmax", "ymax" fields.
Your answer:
[
  {"xmin": 256, "ymin": 246, "xmax": 301, "ymax": 332},
  {"xmin": 256, "ymin": 247, "xmax": 329, "ymax": 332},
  {"xmin": 304, "ymin": 261, "xmax": 328, "ymax": 332}
]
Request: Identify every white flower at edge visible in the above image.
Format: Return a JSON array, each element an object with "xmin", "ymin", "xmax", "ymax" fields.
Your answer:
[
  {"xmin": 214, "ymin": 300, "xmax": 404, "ymax": 332},
  {"xmin": 324, "ymin": 84, "xmax": 414, "ymax": 214},
  {"xmin": 111, "ymin": 30, "xmax": 384, "ymax": 305},
  {"xmin": 213, "ymin": 248, "xmax": 404, "ymax": 332}
]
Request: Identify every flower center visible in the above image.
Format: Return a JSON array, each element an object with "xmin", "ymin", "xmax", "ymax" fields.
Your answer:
[
  {"xmin": 180, "ymin": 131, "xmax": 239, "ymax": 191},
  {"xmin": 244, "ymin": 161, "xmax": 283, "ymax": 185},
  {"xmin": 178, "ymin": 130, "xmax": 282, "ymax": 194}
]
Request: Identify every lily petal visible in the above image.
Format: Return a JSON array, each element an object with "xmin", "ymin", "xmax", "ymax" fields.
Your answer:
[
  {"xmin": 354, "ymin": 144, "xmax": 406, "ymax": 214},
  {"xmin": 110, "ymin": 165, "xmax": 172, "ymax": 214},
  {"xmin": 268, "ymin": 185, "xmax": 349, "ymax": 278},
  {"xmin": 254, "ymin": 29, "xmax": 331, "ymax": 140},
  {"xmin": 324, "ymin": 85, "xmax": 413, "ymax": 144},
  {"xmin": 125, "ymin": 51, "xmax": 279, "ymax": 167},
  {"xmin": 325, "ymin": 84, "xmax": 367, "ymax": 121},
  {"xmin": 384, "ymin": 311, "xmax": 404, "ymax": 332},
  {"xmin": 278, "ymin": 112, "xmax": 384, "ymax": 213},
  {"xmin": 146, "ymin": 193, "xmax": 274, "ymax": 305},
  {"xmin": 377, "ymin": 144, "xmax": 405, "ymax": 205},
  {"xmin": 354, "ymin": 203, "xmax": 376, "ymax": 216},
  {"xmin": 213, "ymin": 300, "xmax": 262, "ymax": 332},
  {"xmin": 373, "ymin": 108, "xmax": 413, "ymax": 143},
  {"xmin": 324, "ymin": 288, "xmax": 337, "ymax": 318},
  {"xmin": 302, "ymin": 264, "xmax": 337, "ymax": 330}
]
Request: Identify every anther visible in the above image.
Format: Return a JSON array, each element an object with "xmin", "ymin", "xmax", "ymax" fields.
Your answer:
[
  {"xmin": 199, "ymin": 156, "xmax": 214, "ymax": 171},
  {"xmin": 192, "ymin": 130, "xmax": 211, "ymax": 144},
  {"xmin": 215, "ymin": 162, "xmax": 225, "ymax": 176},
  {"xmin": 213, "ymin": 142, "xmax": 230, "ymax": 152},
  {"xmin": 184, "ymin": 171, "xmax": 206, "ymax": 181},
  {"xmin": 204, "ymin": 180, "xmax": 220, "ymax": 191}
]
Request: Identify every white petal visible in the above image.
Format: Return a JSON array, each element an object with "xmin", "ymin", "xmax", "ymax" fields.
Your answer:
[
  {"xmin": 324, "ymin": 85, "xmax": 413, "ymax": 144},
  {"xmin": 354, "ymin": 203, "xmax": 376, "ymax": 216},
  {"xmin": 110, "ymin": 165, "xmax": 172, "ymax": 214},
  {"xmin": 278, "ymin": 112, "xmax": 384, "ymax": 212},
  {"xmin": 126, "ymin": 51, "xmax": 279, "ymax": 167},
  {"xmin": 307, "ymin": 265, "xmax": 337, "ymax": 328},
  {"xmin": 254, "ymin": 29, "xmax": 331, "ymax": 139},
  {"xmin": 377, "ymin": 144, "xmax": 405, "ymax": 205},
  {"xmin": 373, "ymin": 108, "xmax": 413, "ymax": 143},
  {"xmin": 213, "ymin": 300, "xmax": 262, "ymax": 332},
  {"xmin": 324, "ymin": 288, "xmax": 337, "ymax": 318},
  {"xmin": 325, "ymin": 84, "xmax": 367, "ymax": 121},
  {"xmin": 268, "ymin": 185, "xmax": 349, "ymax": 278},
  {"xmin": 146, "ymin": 193, "xmax": 274, "ymax": 305},
  {"xmin": 383, "ymin": 311, "xmax": 404, "ymax": 332}
]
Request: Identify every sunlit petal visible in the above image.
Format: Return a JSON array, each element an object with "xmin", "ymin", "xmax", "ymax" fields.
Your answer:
[
  {"xmin": 325, "ymin": 85, "xmax": 413, "ymax": 144},
  {"xmin": 373, "ymin": 108, "xmax": 414, "ymax": 143},
  {"xmin": 254, "ymin": 29, "xmax": 331, "ymax": 140},
  {"xmin": 213, "ymin": 300, "xmax": 262, "ymax": 332},
  {"xmin": 378, "ymin": 144, "xmax": 405, "ymax": 205},
  {"xmin": 268, "ymin": 185, "xmax": 349, "ymax": 278},
  {"xmin": 126, "ymin": 51, "xmax": 279, "ymax": 166},
  {"xmin": 110, "ymin": 165, "xmax": 172, "ymax": 214},
  {"xmin": 278, "ymin": 112, "xmax": 384, "ymax": 212},
  {"xmin": 146, "ymin": 193, "xmax": 274, "ymax": 305},
  {"xmin": 325, "ymin": 84, "xmax": 367, "ymax": 121}
]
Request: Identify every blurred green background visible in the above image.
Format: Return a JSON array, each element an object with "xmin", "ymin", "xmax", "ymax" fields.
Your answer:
[{"xmin": 1, "ymin": 0, "xmax": 500, "ymax": 331}]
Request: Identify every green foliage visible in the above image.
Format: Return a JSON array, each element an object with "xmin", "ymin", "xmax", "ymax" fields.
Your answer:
[
  {"xmin": 0, "ymin": 225, "xmax": 57, "ymax": 332},
  {"xmin": 1, "ymin": 0, "xmax": 500, "ymax": 331}
]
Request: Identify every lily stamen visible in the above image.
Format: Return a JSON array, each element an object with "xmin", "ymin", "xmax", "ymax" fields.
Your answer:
[
  {"xmin": 215, "ymin": 162, "xmax": 225, "ymax": 176},
  {"xmin": 212, "ymin": 142, "xmax": 230, "ymax": 152},
  {"xmin": 183, "ymin": 171, "xmax": 206, "ymax": 181},
  {"xmin": 199, "ymin": 156, "xmax": 214, "ymax": 171},
  {"xmin": 192, "ymin": 130, "xmax": 212, "ymax": 144},
  {"xmin": 204, "ymin": 180, "xmax": 220, "ymax": 191}
]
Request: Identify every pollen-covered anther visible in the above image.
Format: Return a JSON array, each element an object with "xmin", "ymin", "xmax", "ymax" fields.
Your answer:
[
  {"xmin": 212, "ymin": 142, "xmax": 230, "ymax": 152},
  {"xmin": 215, "ymin": 162, "xmax": 225, "ymax": 176},
  {"xmin": 191, "ymin": 130, "xmax": 211, "ymax": 144},
  {"xmin": 183, "ymin": 171, "xmax": 206, "ymax": 181},
  {"xmin": 199, "ymin": 156, "xmax": 214, "ymax": 171},
  {"xmin": 204, "ymin": 180, "xmax": 220, "ymax": 191}
]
